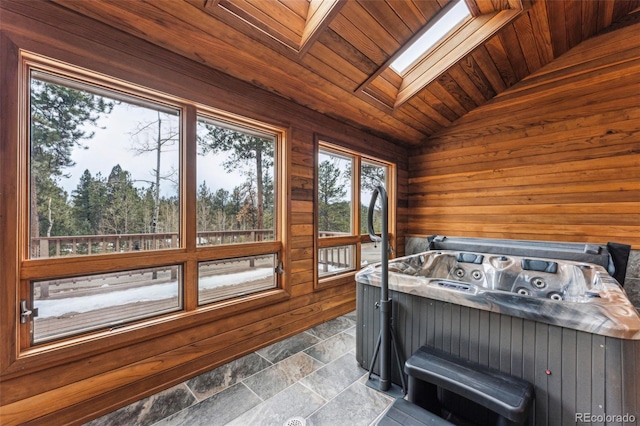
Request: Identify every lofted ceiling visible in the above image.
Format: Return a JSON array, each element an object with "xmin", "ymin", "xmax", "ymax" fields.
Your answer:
[{"xmin": 52, "ymin": 0, "xmax": 640, "ymax": 147}]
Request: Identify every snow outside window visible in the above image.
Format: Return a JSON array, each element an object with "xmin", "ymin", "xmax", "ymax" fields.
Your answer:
[
  {"xmin": 32, "ymin": 265, "xmax": 182, "ymax": 343},
  {"xmin": 198, "ymin": 254, "xmax": 277, "ymax": 304}
]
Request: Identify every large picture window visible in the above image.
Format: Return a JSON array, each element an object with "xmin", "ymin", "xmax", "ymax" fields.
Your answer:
[
  {"xmin": 317, "ymin": 142, "xmax": 392, "ymax": 281},
  {"xmin": 196, "ymin": 116, "xmax": 276, "ymax": 246},
  {"xmin": 29, "ymin": 71, "xmax": 181, "ymax": 259},
  {"xmin": 318, "ymin": 149, "xmax": 353, "ymax": 237},
  {"xmin": 18, "ymin": 54, "xmax": 285, "ymax": 348}
]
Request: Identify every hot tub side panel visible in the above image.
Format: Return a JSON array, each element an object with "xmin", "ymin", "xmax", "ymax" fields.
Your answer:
[{"xmin": 356, "ymin": 282, "xmax": 640, "ymax": 426}]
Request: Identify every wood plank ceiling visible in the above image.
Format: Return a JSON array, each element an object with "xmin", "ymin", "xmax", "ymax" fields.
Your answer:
[{"xmin": 52, "ymin": 0, "xmax": 640, "ymax": 147}]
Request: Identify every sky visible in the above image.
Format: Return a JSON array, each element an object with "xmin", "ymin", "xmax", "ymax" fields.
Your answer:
[
  {"xmin": 61, "ymin": 101, "xmax": 248, "ymax": 198},
  {"xmin": 57, "ymin": 87, "xmax": 383, "ymax": 216}
]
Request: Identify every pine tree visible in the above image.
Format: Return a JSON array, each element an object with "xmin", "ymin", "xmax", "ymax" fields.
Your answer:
[
  {"xmin": 261, "ymin": 171, "xmax": 274, "ymax": 232},
  {"xmin": 228, "ymin": 187, "xmax": 243, "ymax": 230},
  {"xmin": 72, "ymin": 169, "xmax": 107, "ymax": 235},
  {"xmin": 360, "ymin": 163, "xmax": 386, "ymax": 234},
  {"xmin": 318, "ymin": 160, "xmax": 348, "ymax": 234},
  {"xmin": 212, "ymin": 188, "xmax": 230, "ymax": 232},
  {"xmin": 197, "ymin": 181, "xmax": 215, "ymax": 233},
  {"xmin": 30, "ymin": 76, "xmax": 114, "ymax": 247},
  {"xmin": 38, "ymin": 177, "xmax": 74, "ymax": 238},
  {"xmin": 236, "ymin": 177, "xmax": 259, "ymax": 231},
  {"xmin": 198, "ymin": 123, "xmax": 274, "ymax": 231},
  {"xmin": 102, "ymin": 165, "xmax": 142, "ymax": 235}
]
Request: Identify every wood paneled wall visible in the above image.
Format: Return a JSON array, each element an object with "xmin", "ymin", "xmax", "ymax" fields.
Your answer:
[
  {"xmin": 407, "ymin": 21, "xmax": 640, "ymax": 249},
  {"xmin": 0, "ymin": 3, "xmax": 407, "ymax": 424}
]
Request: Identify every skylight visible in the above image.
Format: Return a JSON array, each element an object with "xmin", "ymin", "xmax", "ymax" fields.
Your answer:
[{"xmin": 390, "ymin": 0, "xmax": 471, "ymax": 75}]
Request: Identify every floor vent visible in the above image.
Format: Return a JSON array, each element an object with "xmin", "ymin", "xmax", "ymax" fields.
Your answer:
[{"xmin": 283, "ymin": 417, "xmax": 306, "ymax": 426}]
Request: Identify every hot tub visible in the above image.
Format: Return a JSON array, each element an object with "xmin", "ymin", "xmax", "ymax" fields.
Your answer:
[
  {"xmin": 362, "ymin": 249, "xmax": 640, "ymax": 339},
  {"xmin": 356, "ymin": 237, "xmax": 640, "ymax": 425}
]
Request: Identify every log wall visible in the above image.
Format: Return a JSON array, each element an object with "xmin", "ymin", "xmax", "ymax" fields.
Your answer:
[
  {"xmin": 0, "ymin": 2, "xmax": 408, "ymax": 424},
  {"xmin": 407, "ymin": 21, "xmax": 640, "ymax": 249}
]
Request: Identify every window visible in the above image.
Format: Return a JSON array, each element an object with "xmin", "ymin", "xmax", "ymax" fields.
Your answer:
[
  {"xmin": 205, "ymin": 0, "xmax": 343, "ymax": 54},
  {"xmin": 29, "ymin": 71, "xmax": 181, "ymax": 258},
  {"xmin": 19, "ymin": 53, "xmax": 285, "ymax": 348},
  {"xmin": 390, "ymin": 0, "xmax": 471, "ymax": 75},
  {"xmin": 195, "ymin": 115, "xmax": 281, "ymax": 305},
  {"xmin": 318, "ymin": 244, "xmax": 355, "ymax": 276},
  {"xmin": 32, "ymin": 266, "xmax": 182, "ymax": 344},
  {"xmin": 360, "ymin": 159, "xmax": 389, "ymax": 267},
  {"xmin": 318, "ymin": 149, "xmax": 353, "ymax": 237},
  {"xmin": 198, "ymin": 255, "xmax": 277, "ymax": 304},
  {"xmin": 196, "ymin": 116, "xmax": 276, "ymax": 247},
  {"xmin": 317, "ymin": 142, "xmax": 392, "ymax": 282},
  {"xmin": 25, "ymin": 67, "xmax": 184, "ymax": 344}
]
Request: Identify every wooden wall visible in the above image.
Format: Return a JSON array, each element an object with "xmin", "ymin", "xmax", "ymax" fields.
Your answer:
[
  {"xmin": 0, "ymin": 2, "xmax": 408, "ymax": 424},
  {"xmin": 407, "ymin": 21, "xmax": 640, "ymax": 249}
]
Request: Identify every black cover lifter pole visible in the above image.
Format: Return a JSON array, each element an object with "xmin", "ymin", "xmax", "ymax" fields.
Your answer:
[{"xmin": 368, "ymin": 185, "xmax": 391, "ymax": 391}]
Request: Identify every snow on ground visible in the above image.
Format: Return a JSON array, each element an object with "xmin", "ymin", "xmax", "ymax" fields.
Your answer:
[
  {"xmin": 199, "ymin": 268, "xmax": 272, "ymax": 290},
  {"xmin": 35, "ymin": 268, "xmax": 273, "ymax": 318}
]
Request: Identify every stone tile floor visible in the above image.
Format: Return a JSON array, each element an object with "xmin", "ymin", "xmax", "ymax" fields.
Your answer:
[{"xmin": 85, "ymin": 311, "xmax": 394, "ymax": 426}]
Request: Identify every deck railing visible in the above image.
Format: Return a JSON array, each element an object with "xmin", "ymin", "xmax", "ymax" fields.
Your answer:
[
  {"xmin": 318, "ymin": 231, "xmax": 354, "ymax": 273},
  {"xmin": 31, "ymin": 229, "xmax": 274, "ymax": 258},
  {"xmin": 318, "ymin": 245, "xmax": 354, "ymax": 273},
  {"xmin": 32, "ymin": 230, "xmax": 377, "ymax": 273}
]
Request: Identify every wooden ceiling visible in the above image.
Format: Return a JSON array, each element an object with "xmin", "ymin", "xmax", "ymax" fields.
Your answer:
[{"xmin": 52, "ymin": 0, "xmax": 640, "ymax": 147}]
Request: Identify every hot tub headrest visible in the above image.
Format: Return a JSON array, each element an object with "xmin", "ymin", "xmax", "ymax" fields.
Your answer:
[{"xmin": 418, "ymin": 235, "xmax": 630, "ymax": 286}]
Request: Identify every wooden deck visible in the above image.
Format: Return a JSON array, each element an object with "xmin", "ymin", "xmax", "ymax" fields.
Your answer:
[{"xmin": 33, "ymin": 258, "xmax": 275, "ymax": 343}]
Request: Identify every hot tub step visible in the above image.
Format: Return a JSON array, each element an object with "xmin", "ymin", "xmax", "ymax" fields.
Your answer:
[{"xmin": 405, "ymin": 346, "xmax": 534, "ymax": 425}]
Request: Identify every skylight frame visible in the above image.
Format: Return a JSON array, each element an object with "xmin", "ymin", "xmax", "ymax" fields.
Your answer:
[
  {"xmin": 355, "ymin": 0, "xmax": 526, "ymax": 111},
  {"xmin": 210, "ymin": 0, "xmax": 345, "ymax": 56},
  {"xmin": 390, "ymin": 0, "xmax": 472, "ymax": 75}
]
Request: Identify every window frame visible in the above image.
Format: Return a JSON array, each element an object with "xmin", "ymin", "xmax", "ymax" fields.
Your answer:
[
  {"xmin": 315, "ymin": 138, "xmax": 395, "ymax": 289},
  {"xmin": 28, "ymin": 69, "xmax": 184, "ymax": 259},
  {"xmin": 194, "ymin": 109, "xmax": 284, "ymax": 306},
  {"xmin": 14, "ymin": 51, "xmax": 288, "ymax": 361}
]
